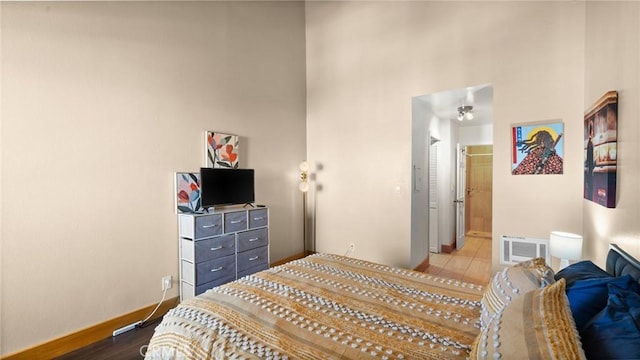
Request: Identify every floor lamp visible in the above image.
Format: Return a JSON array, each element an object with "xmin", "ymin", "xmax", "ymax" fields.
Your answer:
[{"xmin": 299, "ymin": 161, "xmax": 309, "ymax": 255}]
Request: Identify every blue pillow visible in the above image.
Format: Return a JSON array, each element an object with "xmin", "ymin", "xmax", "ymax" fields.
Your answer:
[
  {"xmin": 565, "ymin": 274, "xmax": 639, "ymax": 330},
  {"xmin": 555, "ymin": 260, "xmax": 611, "ymax": 287},
  {"xmin": 581, "ymin": 283, "xmax": 640, "ymax": 359}
]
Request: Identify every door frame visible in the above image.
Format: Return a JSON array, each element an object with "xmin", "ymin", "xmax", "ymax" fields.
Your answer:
[
  {"xmin": 429, "ymin": 136, "xmax": 440, "ymax": 253},
  {"xmin": 410, "ymin": 84, "xmax": 493, "ymax": 268},
  {"xmin": 455, "ymin": 144, "xmax": 466, "ymax": 250}
]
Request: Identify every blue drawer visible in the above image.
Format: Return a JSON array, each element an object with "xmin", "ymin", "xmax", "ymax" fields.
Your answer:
[
  {"xmin": 237, "ymin": 246, "xmax": 268, "ymax": 273},
  {"xmin": 248, "ymin": 209, "xmax": 268, "ymax": 229},
  {"xmin": 195, "ymin": 254, "xmax": 236, "ymax": 285},
  {"xmin": 195, "ymin": 275, "xmax": 236, "ymax": 296},
  {"xmin": 224, "ymin": 211, "xmax": 247, "ymax": 233},
  {"xmin": 194, "ymin": 234, "xmax": 235, "ymax": 263},
  {"xmin": 194, "ymin": 214, "xmax": 223, "ymax": 239},
  {"xmin": 237, "ymin": 227, "xmax": 268, "ymax": 252},
  {"xmin": 237, "ymin": 262, "xmax": 269, "ymax": 279}
]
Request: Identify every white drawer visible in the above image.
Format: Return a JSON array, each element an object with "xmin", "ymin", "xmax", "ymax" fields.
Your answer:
[
  {"xmin": 181, "ymin": 260, "xmax": 194, "ymax": 284},
  {"xmin": 181, "ymin": 239, "xmax": 195, "ymax": 262},
  {"xmin": 181, "ymin": 281, "xmax": 195, "ymax": 301}
]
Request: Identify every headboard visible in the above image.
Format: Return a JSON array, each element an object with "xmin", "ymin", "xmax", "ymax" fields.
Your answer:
[{"xmin": 606, "ymin": 243, "xmax": 640, "ymax": 283}]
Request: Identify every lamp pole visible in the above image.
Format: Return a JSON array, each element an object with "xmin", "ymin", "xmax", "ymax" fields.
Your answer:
[
  {"xmin": 299, "ymin": 160, "xmax": 310, "ymax": 256},
  {"xmin": 302, "ymin": 191, "xmax": 307, "ymax": 255}
]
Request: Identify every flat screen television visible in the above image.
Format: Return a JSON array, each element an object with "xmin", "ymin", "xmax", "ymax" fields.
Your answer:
[{"xmin": 200, "ymin": 168, "xmax": 255, "ymax": 208}]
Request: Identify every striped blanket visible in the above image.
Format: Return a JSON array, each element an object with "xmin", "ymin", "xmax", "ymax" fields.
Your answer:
[{"xmin": 145, "ymin": 253, "xmax": 483, "ymax": 359}]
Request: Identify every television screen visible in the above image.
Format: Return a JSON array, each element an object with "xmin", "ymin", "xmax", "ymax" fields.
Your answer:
[{"xmin": 200, "ymin": 168, "xmax": 255, "ymax": 208}]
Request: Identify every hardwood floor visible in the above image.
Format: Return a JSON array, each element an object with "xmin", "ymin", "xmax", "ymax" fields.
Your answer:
[
  {"xmin": 425, "ymin": 235, "xmax": 492, "ymax": 285},
  {"xmin": 54, "ymin": 318, "xmax": 161, "ymax": 360}
]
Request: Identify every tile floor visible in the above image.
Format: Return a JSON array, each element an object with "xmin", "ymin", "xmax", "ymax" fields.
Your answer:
[{"xmin": 425, "ymin": 236, "xmax": 492, "ymax": 285}]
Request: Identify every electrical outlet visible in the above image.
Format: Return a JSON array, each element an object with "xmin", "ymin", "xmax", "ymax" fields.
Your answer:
[
  {"xmin": 162, "ymin": 276, "xmax": 172, "ymax": 291},
  {"xmin": 349, "ymin": 243, "xmax": 355, "ymax": 253}
]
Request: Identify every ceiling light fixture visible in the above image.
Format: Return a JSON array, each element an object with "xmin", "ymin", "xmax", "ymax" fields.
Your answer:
[{"xmin": 457, "ymin": 105, "xmax": 474, "ymax": 121}]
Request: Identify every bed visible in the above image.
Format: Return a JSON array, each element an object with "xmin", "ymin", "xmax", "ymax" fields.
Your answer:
[{"xmin": 145, "ymin": 245, "xmax": 640, "ymax": 359}]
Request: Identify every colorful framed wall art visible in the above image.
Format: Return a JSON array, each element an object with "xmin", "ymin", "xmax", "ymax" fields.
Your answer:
[
  {"xmin": 175, "ymin": 172, "xmax": 201, "ymax": 213},
  {"xmin": 584, "ymin": 91, "xmax": 618, "ymax": 208},
  {"xmin": 511, "ymin": 120, "xmax": 564, "ymax": 175},
  {"xmin": 205, "ymin": 131, "xmax": 239, "ymax": 169}
]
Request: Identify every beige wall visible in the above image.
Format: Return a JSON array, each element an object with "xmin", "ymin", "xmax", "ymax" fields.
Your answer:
[
  {"xmin": 306, "ymin": 1, "xmax": 586, "ymax": 269},
  {"xmin": 583, "ymin": 2, "xmax": 640, "ymax": 267},
  {"xmin": 0, "ymin": 2, "xmax": 306, "ymax": 355},
  {"xmin": 3, "ymin": 0, "xmax": 639, "ymax": 356},
  {"xmin": 0, "ymin": 3, "xmax": 3, "ymax": 355}
]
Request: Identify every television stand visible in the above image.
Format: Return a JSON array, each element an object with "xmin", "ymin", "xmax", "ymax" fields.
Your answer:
[
  {"xmin": 178, "ymin": 206, "xmax": 269, "ymax": 300},
  {"xmin": 243, "ymin": 203, "xmax": 255, "ymax": 208}
]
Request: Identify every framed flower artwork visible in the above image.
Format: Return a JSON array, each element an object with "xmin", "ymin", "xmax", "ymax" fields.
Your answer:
[
  {"xmin": 175, "ymin": 172, "xmax": 201, "ymax": 213},
  {"xmin": 205, "ymin": 131, "xmax": 239, "ymax": 168}
]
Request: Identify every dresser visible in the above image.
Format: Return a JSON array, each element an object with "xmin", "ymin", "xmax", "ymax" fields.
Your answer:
[{"xmin": 178, "ymin": 207, "xmax": 269, "ymax": 300}]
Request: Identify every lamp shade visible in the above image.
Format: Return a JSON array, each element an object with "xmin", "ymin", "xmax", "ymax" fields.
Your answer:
[
  {"xmin": 550, "ymin": 231, "xmax": 583, "ymax": 261},
  {"xmin": 299, "ymin": 181, "xmax": 309, "ymax": 193},
  {"xmin": 299, "ymin": 160, "xmax": 309, "ymax": 193}
]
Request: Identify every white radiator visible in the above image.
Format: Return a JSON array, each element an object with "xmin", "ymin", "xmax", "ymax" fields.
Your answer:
[{"xmin": 500, "ymin": 235, "xmax": 550, "ymax": 265}]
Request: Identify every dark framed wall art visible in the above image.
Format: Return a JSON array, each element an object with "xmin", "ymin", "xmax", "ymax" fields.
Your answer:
[{"xmin": 584, "ymin": 90, "xmax": 618, "ymax": 208}]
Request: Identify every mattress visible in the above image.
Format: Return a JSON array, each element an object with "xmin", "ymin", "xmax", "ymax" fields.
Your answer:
[{"xmin": 145, "ymin": 253, "xmax": 484, "ymax": 359}]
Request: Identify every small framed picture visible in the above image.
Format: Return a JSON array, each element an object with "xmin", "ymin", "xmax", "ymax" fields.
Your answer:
[
  {"xmin": 205, "ymin": 131, "xmax": 239, "ymax": 168},
  {"xmin": 175, "ymin": 172, "xmax": 201, "ymax": 213},
  {"xmin": 511, "ymin": 120, "xmax": 564, "ymax": 175}
]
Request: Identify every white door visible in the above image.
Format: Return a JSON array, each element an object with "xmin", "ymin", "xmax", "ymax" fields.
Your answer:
[
  {"xmin": 429, "ymin": 139, "xmax": 439, "ymax": 253},
  {"xmin": 456, "ymin": 144, "xmax": 466, "ymax": 250}
]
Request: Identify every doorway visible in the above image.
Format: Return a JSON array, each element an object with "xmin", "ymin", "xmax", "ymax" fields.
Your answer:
[
  {"xmin": 464, "ymin": 145, "xmax": 493, "ymax": 238},
  {"xmin": 409, "ymin": 84, "xmax": 493, "ymax": 269}
]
